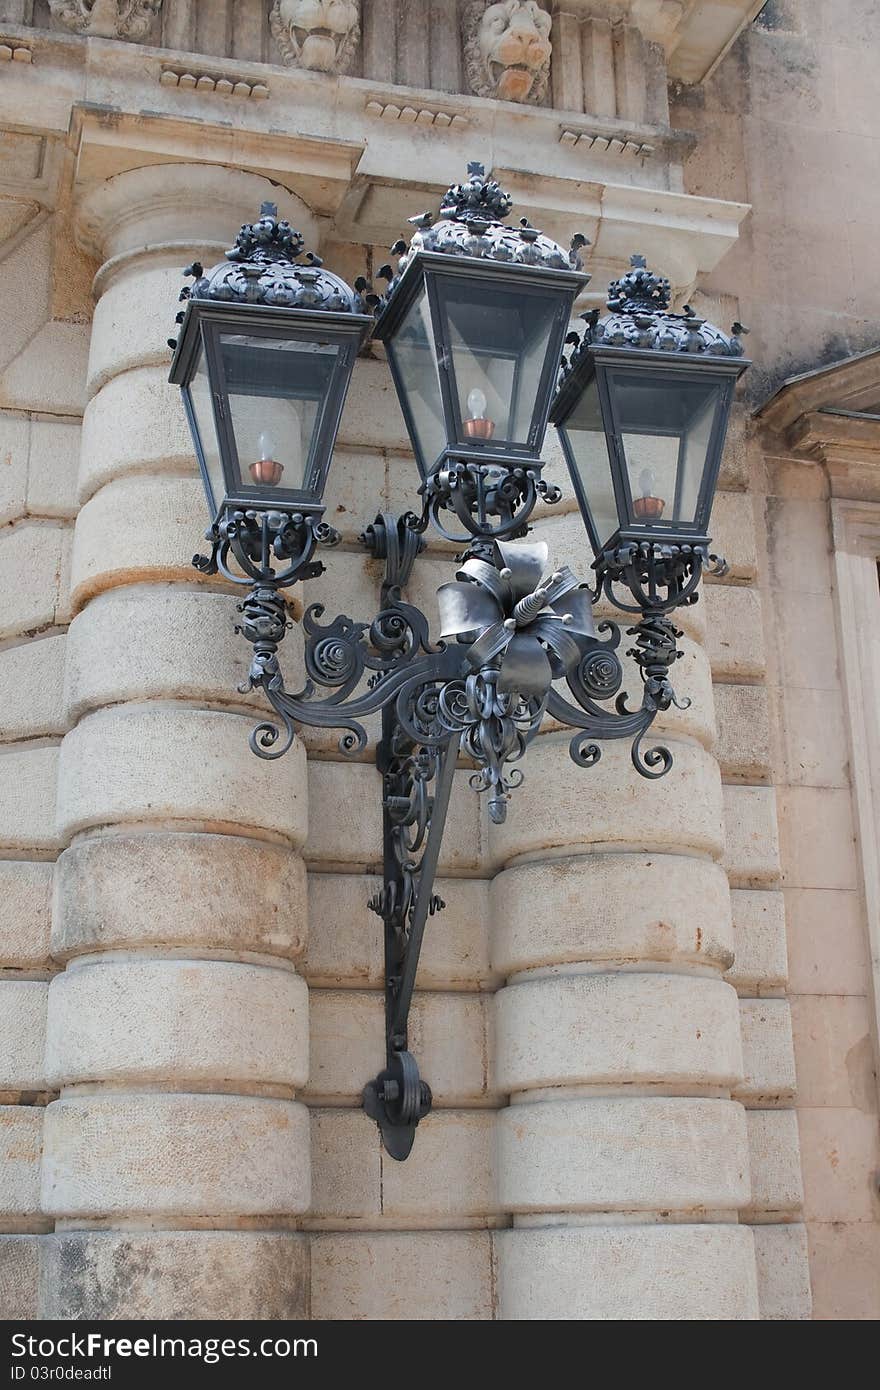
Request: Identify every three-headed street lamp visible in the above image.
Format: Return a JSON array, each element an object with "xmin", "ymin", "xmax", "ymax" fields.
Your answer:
[{"xmin": 169, "ymin": 162, "xmax": 749, "ymax": 1159}]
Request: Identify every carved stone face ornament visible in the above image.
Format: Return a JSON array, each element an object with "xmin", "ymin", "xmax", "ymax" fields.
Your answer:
[
  {"xmin": 269, "ymin": 0, "xmax": 360, "ymax": 74},
  {"xmin": 48, "ymin": 0, "xmax": 162, "ymax": 40},
  {"xmin": 463, "ymin": 0, "xmax": 552, "ymax": 105}
]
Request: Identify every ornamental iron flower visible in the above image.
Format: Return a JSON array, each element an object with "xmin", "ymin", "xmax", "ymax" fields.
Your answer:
[{"xmin": 437, "ymin": 539, "xmax": 597, "ymax": 699}]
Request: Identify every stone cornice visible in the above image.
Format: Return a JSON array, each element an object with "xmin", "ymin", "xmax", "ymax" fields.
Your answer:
[{"xmin": 755, "ymin": 348, "xmax": 880, "ymax": 501}]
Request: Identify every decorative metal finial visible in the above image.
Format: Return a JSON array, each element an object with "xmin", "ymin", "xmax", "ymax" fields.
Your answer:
[
  {"xmin": 562, "ymin": 252, "xmax": 748, "ymax": 369},
  {"xmin": 175, "ymin": 202, "xmax": 368, "ymax": 316},
  {"xmin": 376, "ymin": 159, "xmax": 590, "ymax": 308}
]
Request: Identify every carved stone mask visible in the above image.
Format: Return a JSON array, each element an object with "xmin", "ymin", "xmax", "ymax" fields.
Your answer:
[
  {"xmin": 270, "ymin": 0, "xmax": 361, "ymax": 74},
  {"xmin": 463, "ymin": 0, "xmax": 552, "ymax": 104},
  {"xmin": 48, "ymin": 0, "xmax": 162, "ymax": 40}
]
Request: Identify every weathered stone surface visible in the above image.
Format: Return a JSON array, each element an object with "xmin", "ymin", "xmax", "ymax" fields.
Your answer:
[
  {"xmin": 45, "ymin": 960, "xmax": 308, "ymax": 1089},
  {"xmin": 723, "ymin": 784, "xmax": 781, "ymax": 887},
  {"xmin": 491, "ymin": 853, "xmax": 733, "ymax": 977},
  {"xmin": 496, "ymin": 1097, "xmax": 749, "ymax": 1214},
  {"xmin": 703, "ymin": 584, "xmax": 766, "ymax": 679},
  {"xmin": 713, "ymin": 682, "xmax": 772, "ymax": 781},
  {"xmin": 0, "ymin": 1236, "xmax": 40, "ymax": 1319},
  {"xmin": 63, "ymin": 585, "xmax": 266, "ymax": 720},
  {"xmin": 711, "ymin": 492, "xmax": 758, "ymax": 579},
  {"xmin": 40, "ymin": 1232, "xmax": 308, "ymax": 1321},
  {"xmin": 0, "ymin": 413, "xmax": 28, "ymax": 526},
  {"xmin": 56, "ymin": 706, "xmax": 308, "ymax": 844},
  {"xmin": 79, "ymin": 365, "xmax": 194, "ymax": 502},
  {"xmin": 0, "ymin": 860, "xmax": 52, "ymax": 969},
  {"xmin": 745, "ymin": 1108, "xmax": 803, "ymax": 1218},
  {"xmin": 0, "ymin": 982, "xmax": 47, "ymax": 1095},
  {"xmin": 726, "ymin": 889, "xmax": 788, "ymax": 994},
  {"xmin": 0, "ymin": 634, "xmax": 66, "ymax": 742},
  {"xmin": 496, "ymin": 1225, "xmax": 759, "ymax": 1319},
  {"xmin": 26, "ymin": 419, "xmax": 80, "ymax": 520},
  {"xmin": 490, "ymin": 736, "xmax": 725, "ymax": 866},
  {"xmin": 42, "ymin": 1094, "xmax": 310, "ymax": 1217},
  {"xmin": 310, "ymin": 1232, "xmax": 492, "ymax": 1320},
  {"xmin": 0, "ymin": 1109, "xmax": 42, "ymax": 1219},
  {"xmin": 0, "ymin": 523, "xmax": 68, "ymax": 640},
  {"xmin": 752, "ymin": 1224, "xmax": 812, "ymax": 1320},
  {"xmin": 68, "ymin": 475, "xmax": 205, "ymax": 610},
  {"xmin": 495, "ymin": 973, "xmax": 743, "ymax": 1093},
  {"xmin": 0, "ymin": 746, "xmax": 60, "ymax": 854},
  {"xmin": 304, "ymin": 873, "xmax": 493, "ymax": 988},
  {"xmin": 52, "ymin": 833, "xmax": 307, "ymax": 960},
  {"xmin": 735, "ymin": 999, "xmax": 797, "ymax": 1106}
]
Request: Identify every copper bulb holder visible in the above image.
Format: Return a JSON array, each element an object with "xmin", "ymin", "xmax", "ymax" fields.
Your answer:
[
  {"xmin": 249, "ymin": 458, "xmax": 284, "ymax": 487},
  {"xmin": 633, "ymin": 495, "xmax": 666, "ymax": 521},
  {"xmin": 463, "ymin": 417, "xmax": 496, "ymax": 440}
]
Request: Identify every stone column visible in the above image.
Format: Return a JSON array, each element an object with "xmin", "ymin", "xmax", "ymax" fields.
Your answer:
[
  {"xmin": 490, "ymin": 500, "xmax": 760, "ymax": 1319},
  {"xmin": 39, "ymin": 165, "xmax": 314, "ymax": 1319}
]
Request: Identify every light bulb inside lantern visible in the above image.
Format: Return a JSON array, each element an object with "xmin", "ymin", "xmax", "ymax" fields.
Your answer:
[
  {"xmin": 249, "ymin": 430, "xmax": 284, "ymax": 487},
  {"xmin": 463, "ymin": 385, "xmax": 495, "ymax": 440},
  {"xmin": 633, "ymin": 463, "xmax": 665, "ymax": 521}
]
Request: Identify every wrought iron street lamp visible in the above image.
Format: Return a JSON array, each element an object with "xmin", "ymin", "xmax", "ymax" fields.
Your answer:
[{"xmin": 171, "ymin": 169, "xmax": 749, "ymax": 1160}]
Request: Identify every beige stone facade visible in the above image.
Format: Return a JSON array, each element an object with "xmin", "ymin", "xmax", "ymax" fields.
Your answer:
[{"xmin": 0, "ymin": 0, "xmax": 877, "ymax": 1322}]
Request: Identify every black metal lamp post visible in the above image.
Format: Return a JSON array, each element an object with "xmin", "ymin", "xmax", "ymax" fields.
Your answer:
[
  {"xmin": 373, "ymin": 162, "xmax": 589, "ymax": 541},
  {"xmin": 171, "ymin": 174, "xmax": 748, "ymax": 1161}
]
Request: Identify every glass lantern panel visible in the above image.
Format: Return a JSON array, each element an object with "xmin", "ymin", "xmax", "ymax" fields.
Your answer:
[
  {"xmin": 438, "ymin": 280, "xmax": 561, "ymax": 447},
  {"xmin": 219, "ymin": 333, "xmax": 340, "ymax": 498},
  {"xmin": 559, "ymin": 375, "xmax": 619, "ymax": 553},
  {"xmin": 608, "ymin": 370, "xmax": 722, "ymax": 528},
  {"xmin": 186, "ymin": 344, "xmax": 225, "ymax": 516},
  {"xmin": 384, "ymin": 287, "xmax": 446, "ymax": 476}
]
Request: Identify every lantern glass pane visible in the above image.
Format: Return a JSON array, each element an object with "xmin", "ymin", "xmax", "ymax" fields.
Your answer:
[
  {"xmin": 608, "ymin": 370, "xmax": 722, "ymax": 528},
  {"xmin": 187, "ymin": 345, "xmax": 225, "ymax": 515},
  {"xmin": 384, "ymin": 287, "xmax": 446, "ymax": 476},
  {"xmin": 438, "ymin": 280, "xmax": 560, "ymax": 447},
  {"xmin": 560, "ymin": 375, "xmax": 619, "ymax": 552},
  {"xmin": 219, "ymin": 333, "xmax": 340, "ymax": 499}
]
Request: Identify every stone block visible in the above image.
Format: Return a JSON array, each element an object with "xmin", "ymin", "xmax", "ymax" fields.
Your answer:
[
  {"xmin": 79, "ymin": 365, "xmax": 194, "ymax": 502},
  {"xmin": 713, "ymin": 683, "xmax": 772, "ymax": 781},
  {"xmin": 0, "ymin": 981, "xmax": 47, "ymax": 1095},
  {"xmin": 0, "ymin": 522, "xmax": 67, "ymax": 640},
  {"xmin": 63, "ymin": 585, "xmax": 269, "ymax": 721},
  {"xmin": 310, "ymin": 1231, "xmax": 492, "ymax": 1320},
  {"xmin": 710, "ymin": 491, "xmax": 757, "ymax": 579},
  {"xmin": 40, "ymin": 1231, "xmax": 308, "ymax": 1320},
  {"xmin": 752, "ymin": 1224, "xmax": 812, "ymax": 1320},
  {"xmin": 0, "ymin": 634, "xmax": 66, "ymax": 742},
  {"xmin": 726, "ymin": 890, "xmax": 788, "ymax": 994},
  {"xmin": 723, "ymin": 784, "xmax": 781, "ymax": 888},
  {"xmin": 777, "ymin": 786, "xmax": 859, "ymax": 891},
  {"xmin": 0, "ymin": 413, "xmax": 28, "ymax": 526},
  {"xmin": 305, "ymin": 759, "xmax": 489, "ymax": 874},
  {"xmin": 0, "ymin": 323, "xmax": 89, "ymax": 416},
  {"xmin": 309, "ymin": 1109, "xmax": 381, "ymax": 1223},
  {"xmin": 25, "ymin": 418, "xmax": 80, "ymax": 520},
  {"xmin": 86, "ymin": 261, "xmax": 197, "ymax": 397},
  {"xmin": 495, "ymin": 973, "xmax": 743, "ymax": 1094},
  {"xmin": 0, "ymin": 1235, "xmax": 40, "ymax": 1319},
  {"xmin": 337, "ymin": 356, "xmax": 409, "ymax": 452},
  {"xmin": 491, "ymin": 853, "xmax": 733, "ymax": 978},
  {"xmin": 304, "ymin": 873, "xmax": 494, "ymax": 988},
  {"xmin": 495, "ymin": 1225, "xmax": 759, "ymax": 1319},
  {"xmin": 0, "ymin": 1109, "xmax": 42, "ymax": 1219},
  {"xmin": 42, "ymin": 1094, "xmax": 310, "ymax": 1218},
  {"xmin": 306, "ymin": 989, "xmax": 492, "ymax": 1105},
  {"xmin": 0, "ymin": 861, "xmax": 52, "ymax": 969},
  {"xmin": 496, "ymin": 1097, "xmax": 749, "ymax": 1214},
  {"xmin": 745, "ymin": 1109, "xmax": 804, "ymax": 1219},
  {"xmin": 784, "ymin": 887, "xmax": 868, "ymax": 996},
  {"xmin": 381, "ymin": 1111, "xmax": 494, "ymax": 1221},
  {"xmin": 490, "ymin": 737, "xmax": 725, "ymax": 867},
  {"xmin": 790, "ymin": 994, "xmax": 877, "ymax": 1110},
  {"xmin": 807, "ymin": 1221, "xmax": 880, "ymax": 1320},
  {"xmin": 0, "ymin": 746, "xmax": 59, "ymax": 854},
  {"xmin": 45, "ymin": 959, "xmax": 308, "ymax": 1090},
  {"xmin": 736, "ymin": 999, "xmax": 796, "ymax": 1105},
  {"xmin": 703, "ymin": 584, "xmax": 765, "ymax": 679},
  {"xmin": 56, "ymin": 706, "xmax": 308, "ymax": 844},
  {"xmin": 69, "ymin": 475, "xmax": 206, "ymax": 610},
  {"xmin": 52, "ymin": 833, "xmax": 306, "ymax": 961}
]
